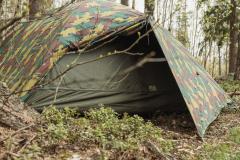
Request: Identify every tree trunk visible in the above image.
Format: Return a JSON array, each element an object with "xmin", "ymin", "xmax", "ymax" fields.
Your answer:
[
  {"xmin": 212, "ymin": 57, "xmax": 216, "ymax": 77},
  {"xmin": 234, "ymin": 33, "xmax": 240, "ymax": 80},
  {"xmin": 145, "ymin": 0, "xmax": 155, "ymax": 16},
  {"xmin": 191, "ymin": 4, "xmax": 199, "ymax": 57},
  {"xmin": 162, "ymin": 0, "xmax": 168, "ymax": 27},
  {"xmin": 121, "ymin": 0, "xmax": 129, "ymax": 6},
  {"xmin": 156, "ymin": 0, "xmax": 159, "ymax": 20},
  {"xmin": 29, "ymin": 0, "xmax": 53, "ymax": 19},
  {"xmin": 218, "ymin": 46, "xmax": 222, "ymax": 77},
  {"xmin": 203, "ymin": 52, "xmax": 208, "ymax": 69},
  {"xmin": 29, "ymin": 0, "xmax": 40, "ymax": 18},
  {"xmin": 225, "ymin": 42, "xmax": 229, "ymax": 76},
  {"xmin": 0, "ymin": 0, "xmax": 3, "ymax": 11},
  {"xmin": 0, "ymin": 82, "xmax": 38, "ymax": 129},
  {"xmin": 14, "ymin": 0, "xmax": 22, "ymax": 17},
  {"xmin": 229, "ymin": 0, "xmax": 238, "ymax": 74},
  {"xmin": 204, "ymin": 41, "xmax": 212, "ymax": 69},
  {"xmin": 168, "ymin": 0, "xmax": 174, "ymax": 32},
  {"xmin": 132, "ymin": 0, "xmax": 135, "ymax": 9}
]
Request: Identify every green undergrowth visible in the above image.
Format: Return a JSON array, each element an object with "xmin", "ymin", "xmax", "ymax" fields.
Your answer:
[
  {"xmin": 219, "ymin": 80, "xmax": 240, "ymax": 93},
  {"xmin": 219, "ymin": 79, "xmax": 240, "ymax": 104},
  {"xmin": 198, "ymin": 127, "xmax": 240, "ymax": 160},
  {"xmin": 16, "ymin": 106, "xmax": 173, "ymax": 159}
]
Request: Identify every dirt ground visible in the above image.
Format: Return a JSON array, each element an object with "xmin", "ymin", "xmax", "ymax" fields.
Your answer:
[
  {"xmin": 0, "ymin": 94, "xmax": 239, "ymax": 159},
  {"xmin": 154, "ymin": 104, "xmax": 240, "ymax": 159}
]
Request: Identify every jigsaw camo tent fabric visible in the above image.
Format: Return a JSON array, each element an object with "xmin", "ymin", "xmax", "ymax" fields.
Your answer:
[
  {"xmin": 0, "ymin": 0, "xmax": 145, "ymax": 99},
  {"xmin": 152, "ymin": 24, "xmax": 231, "ymax": 136},
  {"xmin": 0, "ymin": 0, "xmax": 231, "ymax": 137}
]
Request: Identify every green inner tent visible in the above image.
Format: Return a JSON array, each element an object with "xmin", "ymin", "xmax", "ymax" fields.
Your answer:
[{"xmin": 26, "ymin": 30, "xmax": 187, "ymax": 114}]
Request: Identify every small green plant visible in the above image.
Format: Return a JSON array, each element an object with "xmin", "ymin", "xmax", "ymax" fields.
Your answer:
[
  {"xmin": 41, "ymin": 106, "xmax": 77, "ymax": 125},
  {"xmin": 85, "ymin": 107, "xmax": 119, "ymax": 123},
  {"xmin": 229, "ymin": 127, "xmax": 240, "ymax": 144},
  {"xmin": 219, "ymin": 79, "xmax": 240, "ymax": 102},
  {"xmin": 219, "ymin": 80, "xmax": 240, "ymax": 93},
  {"xmin": 16, "ymin": 144, "xmax": 42, "ymax": 160},
  {"xmin": 200, "ymin": 143, "xmax": 232, "ymax": 160},
  {"xmin": 198, "ymin": 126, "xmax": 240, "ymax": 160}
]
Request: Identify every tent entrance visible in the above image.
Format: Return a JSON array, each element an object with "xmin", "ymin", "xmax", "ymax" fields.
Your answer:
[{"xmin": 26, "ymin": 29, "xmax": 188, "ymax": 114}]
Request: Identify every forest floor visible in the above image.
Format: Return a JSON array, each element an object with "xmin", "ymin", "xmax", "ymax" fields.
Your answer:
[{"xmin": 0, "ymin": 80, "xmax": 239, "ymax": 160}]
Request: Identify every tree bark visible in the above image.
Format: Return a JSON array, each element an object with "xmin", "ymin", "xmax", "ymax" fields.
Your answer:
[
  {"xmin": 204, "ymin": 41, "xmax": 212, "ymax": 69},
  {"xmin": 0, "ymin": 0, "xmax": 3, "ymax": 10},
  {"xmin": 229, "ymin": 0, "xmax": 238, "ymax": 74},
  {"xmin": 0, "ymin": 82, "xmax": 38, "ymax": 129},
  {"xmin": 212, "ymin": 57, "xmax": 216, "ymax": 77},
  {"xmin": 29, "ymin": 0, "xmax": 40, "ymax": 18},
  {"xmin": 145, "ymin": 0, "xmax": 155, "ymax": 16},
  {"xmin": 121, "ymin": 0, "xmax": 129, "ymax": 6},
  {"xmin": 168, "ymin": 0, "xmax": 174, "ymax": 32},
  {"xmin": 29, "ymin": 0, "xmax": 53, "ymax": 19},
  {"xmin": 162, "ymin": 0, "xmax": 168, "ymax": 27},
  {"xmin": 218, "ymin": 46, "xmax": 222, "ymax": 77},
  {"xmin": 132, "ymin": 0, "xmax": 135, "ymax": 9},
  {"xmin": 225, "ymin": 42, "xmax": 229, "ymax": 76},
  {"xmin": 234, "ymin": 33, "xmax": 240, "ymax": 80},
  {"xmin": 191, "ymin": 4, "xmax": 199, "ymax": 57}
]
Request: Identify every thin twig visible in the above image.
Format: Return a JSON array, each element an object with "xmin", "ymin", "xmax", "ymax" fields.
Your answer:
[
  {"xmin": 143, "ymin": 140, "xmax": 170, "ymax": 160},
  {"xmin": 17, "ymin": 134, "xmax": 37, "ymax": 154},
  {"xmin": 0, "ymin": 124, "xmax": 34, "ymax": 143},
  {"xmin": 6, "ymin": 151, "xmax": 20, "ymax": 158},
  {"xmin": 53, "ymin": 75, "xmax": 64, "ymax": 104},
  {"xmin": 228, "ymin": 90, "xmax": 240, "ymax": 97},
  {"xmin": 122, "ymin": 51, "xmax": 156, "ymax": 74}
]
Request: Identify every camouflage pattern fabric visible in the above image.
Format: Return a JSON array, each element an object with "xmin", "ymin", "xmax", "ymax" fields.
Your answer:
[
  {"xmin": 153, "ymin": 23, "xmax": 231, "ymax": 137},
  {"xmin": 0, "ymin": 0, "xmax": 231, "ymax": 137},
  {"xmin": 0, "ymin": 0, "xmax": 145, "ymax": 99}
]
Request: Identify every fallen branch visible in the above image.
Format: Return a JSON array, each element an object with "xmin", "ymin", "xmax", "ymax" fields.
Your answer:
[
  {"xmin": 6, "ymin": 151, "xmax": 20, "ymax": 158},
  {"xmin": 228, "ymin": 91, "xmax": 240, "ymax": 97},
  {"xmin": 0, "ymin": 151, "xmax": 20, "ymax": 160},
  {"xmin": 0, "ymin": 124, "xmax": 34, "ymax": 144},
  {"xmin": 17, "ymin": 134, "xmax": 37, "ymax": 154},
  {"xmin": 143, "ymin": 140, "xmax": 171, "ymax": 160},
  {"xmin": 122, "ymin": 52, "xmax": 167, "ymax": 74}
]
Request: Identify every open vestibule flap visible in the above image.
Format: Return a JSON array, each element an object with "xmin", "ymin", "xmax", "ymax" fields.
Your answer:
[{"xmin": 151, "ymin": 22, "xmax": 231, "ymax": 137}]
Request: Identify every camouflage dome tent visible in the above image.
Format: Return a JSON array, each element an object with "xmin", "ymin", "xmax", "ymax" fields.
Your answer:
[{"xmin": 0, "ymin": 0, "xmax": 231, "ymax": 137}]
